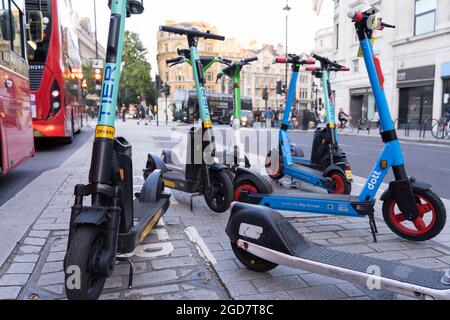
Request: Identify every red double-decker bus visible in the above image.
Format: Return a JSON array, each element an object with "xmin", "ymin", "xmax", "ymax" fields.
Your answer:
[
  {"xmin": 0, "ymin": 0, "xmax": 35, "ymax": 175},
  {"xmin": 25, "ymin": 0, "xmax": 83, "ymax": 143}
]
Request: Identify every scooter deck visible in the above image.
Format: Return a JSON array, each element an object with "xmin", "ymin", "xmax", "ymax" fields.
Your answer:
[
  {"xmin": 279, "ymin": 220, "xmax": 449, "ymax": 290},
  {"xmin": 117, "ymin": 194, "xmax": 170, "ymax": 254}
]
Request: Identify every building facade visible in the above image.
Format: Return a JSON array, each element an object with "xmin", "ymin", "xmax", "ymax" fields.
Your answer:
[
  {"xmin": 331, "ymin": 0, "xmax": 450, "ymax": 128},
  {"xmin": 156, "ymin": 21, "xmax": 313, "ymax": 112},
  {"xmin": 71, "ymin": 12, "xmax": 106, "ymax": 64}
]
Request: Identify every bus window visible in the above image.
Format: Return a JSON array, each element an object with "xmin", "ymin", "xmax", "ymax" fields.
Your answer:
[
  {"xmin": 0, "ymin": 3, "xmax": 11, "ymax": 60},
  {"xmin": 10, "ymin": 0, "xmax": 25, "ymax": 58}
]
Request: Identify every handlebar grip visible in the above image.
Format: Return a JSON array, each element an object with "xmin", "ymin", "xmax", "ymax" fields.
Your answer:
[
  {"xmin": 381, "ymin": 22, "xmax": 396, "ymax": 29},
  {"xmin": 340, "ymin": 67, "xmax": 350, "ymax": 71},
  {"xmin": 274, "ymin": 57, "xmax": 287, "ymax": 64},
  {"xmin": 244, "ymin": 57, "xmax": 258, "ymax": 63},
  {"xmin": 222, "ymin": 58, "xmax": 232, "ymax": 64},
  {"xmin": 160, "ymin": 25, "xmax": 184, "ymax": 35},
  {"xmin": 305, "ymin": 59, "xmax": 316, "ymax": 65},
  {"xmin": 347, "ymin": 9, "xmax": 364, "ymax": 22},
  {"xmin": 166, "ymin": 57, "xmax": 183, "ymax": 64},
  {"xmin": 306, "ymin": 67, "xmax": 318, "ymax": 72}
]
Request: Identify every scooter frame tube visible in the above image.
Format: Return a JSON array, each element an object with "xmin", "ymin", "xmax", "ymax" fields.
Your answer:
[{"xmin": 237, "ymin": 240, "xmax": 450, "ymax": 300}]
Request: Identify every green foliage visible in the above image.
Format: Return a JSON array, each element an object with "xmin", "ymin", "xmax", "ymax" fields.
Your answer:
[
  {"xmin": 119, "ymin": 31, "xmax": 155, "ymax": 106},
  {"xmin": 82, "ymin": 63, "xmax": 97, "ymax": 95}
]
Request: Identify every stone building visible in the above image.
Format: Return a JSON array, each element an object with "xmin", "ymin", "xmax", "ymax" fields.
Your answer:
[
  {"xmin": 331, "ymin": 0, "xmax": 450, "ymax": 127},
  {"xmin": 156, "ymin": 21, "xmax": 313, "ymax": 112}
]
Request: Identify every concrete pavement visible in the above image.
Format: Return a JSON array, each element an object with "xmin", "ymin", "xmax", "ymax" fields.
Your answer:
[{"xmin": 0, "ymin": 120, "xmax": 450, "ymax": 300}]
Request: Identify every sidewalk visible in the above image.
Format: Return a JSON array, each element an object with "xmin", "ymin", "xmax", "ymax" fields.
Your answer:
[{"xmin": 0, "ymin": 120, "xmax": 449, "ymax": 300}]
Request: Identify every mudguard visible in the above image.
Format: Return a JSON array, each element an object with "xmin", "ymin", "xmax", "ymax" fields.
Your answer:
[
  {"xmin": 226, "ymin": 202, "xmax": 294, "ymax": 255},
  {"xmin": 322, "ymin": 163, "xmax": 347, "ymax": 178},
  {"xmin": 234, "ymin": 167, "xmax": 273, "ymax": 195},
  {"xmin": 73, "ymin": 207, "xmax": 109, "ymax": 226},
  {"xmin": 140, "ymin": 169, "xmax": 163, "ymax": 203},
  {"xmin": 144, "ymin": 153, "xmax": 167, "ymax": 180},
  {"xmin": 380, "ymin": 178, "xmax": 431, "ymax": 201},
  {"xmin": 210, "ymin": 163, "xmax": 229, "ymax": 172}
]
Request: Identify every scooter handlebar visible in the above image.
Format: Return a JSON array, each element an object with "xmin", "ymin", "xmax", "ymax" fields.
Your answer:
[
  {"xmin": 243, "ymin": 57, "xmax": 258, "ymax": 64},
  {"xmin": 166, "ymin": 56, "xmax": 184, "ymax": 64},
  {"xmin": 159, "ymin": 25, "xmax": 225, "ymax": 41}
]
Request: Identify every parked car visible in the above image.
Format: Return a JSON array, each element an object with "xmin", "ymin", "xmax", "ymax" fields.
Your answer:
[{"xmin": 230, "ymin": 110, "xmax": 255, "ymax": 128}]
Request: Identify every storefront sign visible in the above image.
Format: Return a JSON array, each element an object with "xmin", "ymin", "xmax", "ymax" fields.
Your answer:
[
  {"xmin": 397, "ymin": 65, "xmax": 435, "ymax": 88},
  {"xmin": 350, "ymin": 87, "xmax": 372, "ymax": 95}
]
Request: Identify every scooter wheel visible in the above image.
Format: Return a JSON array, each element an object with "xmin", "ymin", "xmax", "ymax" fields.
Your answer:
[
  {"xmin": 382, "ymin": 188, "xmax": 446, "ymax": 241},
  {"xmin": 265, "ymin": 151, "xmax": 284, "ymax": 181},
  {"xmin": 327, "ymin": 172, "xmax": 352, "ymax": 195},
  {"xmin": 233, "ymin": 181, "xmax": 259, "ymax": 202},
  {"xmin": 204, "ymin": 170, "xmax": 234, "ymax": 213},
  {"xmin": 231, "ymin": 242, "xmax": 278, "ymax": 273},
  {"xmin": 64, "ymin": 226, "xmax": 107, "ymax": 300}
]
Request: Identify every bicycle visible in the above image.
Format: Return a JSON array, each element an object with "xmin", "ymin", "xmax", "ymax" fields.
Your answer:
[
  {"xmin": 337, "ymin": 117, "xmax": 354, "ymax": 133},
  {"xmin": 432, "ymin": 117, "xmax": 449, "ymax": 140}
]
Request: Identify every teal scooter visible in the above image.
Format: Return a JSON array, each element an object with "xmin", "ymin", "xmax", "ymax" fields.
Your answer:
[{"xmin": 64, "ymin": 1, "xmax": 171, "ymax": 300}]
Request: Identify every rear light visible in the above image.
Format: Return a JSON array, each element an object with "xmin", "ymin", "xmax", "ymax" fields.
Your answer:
[
  {"xmin": 306, "ymin": 67, "xmax": 317, "ymax": 72},
  {"xmin": 51, "ymin": 90, "xmax": 60, "ymax": 98},
  {"xmin": 306, "ymin": 60, "xmax": 316, "ymax": 65},
  {"xmin": 346, "ymin": 163, "xmax": 352, "ymax": 171}
]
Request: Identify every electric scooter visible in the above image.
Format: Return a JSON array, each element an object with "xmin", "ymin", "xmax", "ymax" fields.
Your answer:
[
  {"xmin": 264, "ymin": 55, "xmax": 352, "ymax": 195},
  {"xmin": 236, "ymin": 8, "xmax": 447, "ymax": 242},
  {"xmin": 216, "ymin": 57, "xmax": 258, "ymax": 172},
  {"xmin": 290, "ymin": 54, "xmax": 353, "ymax": 194},
  {"xmin": 145, "ymin": 26, "xmax": 234, "ymax": 213},
  {"xmin": 64, "ymin": 0, "xmax": 171, "ymax": 300},
  {"xmin": 226, "ymin": 9, "xmax": 450, "ymax": 299}
]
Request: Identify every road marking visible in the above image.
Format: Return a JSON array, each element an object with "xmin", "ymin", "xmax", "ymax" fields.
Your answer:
[
  {"xmin": 185, "ymin": 226, "xmax": 217, "ymax": 265},
  {"xmin": 430, "ymin": 166, "xmax": 450, "ymax": 173}
]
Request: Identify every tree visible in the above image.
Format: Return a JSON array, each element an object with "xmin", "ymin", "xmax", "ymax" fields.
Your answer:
[{"xmin": 120, "ymin": 31, "xmax": 155, "ymax": 106}]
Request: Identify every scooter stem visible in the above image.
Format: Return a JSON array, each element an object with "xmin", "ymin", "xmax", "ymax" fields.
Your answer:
[{"xmin": 88, "ymin": 0, "xmax": 127, "ymax": 187}]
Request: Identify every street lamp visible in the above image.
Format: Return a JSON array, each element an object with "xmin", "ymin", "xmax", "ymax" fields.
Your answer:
[{"xmin": 283, "ymin": 1, "xmax": 291, "ymax": 92}]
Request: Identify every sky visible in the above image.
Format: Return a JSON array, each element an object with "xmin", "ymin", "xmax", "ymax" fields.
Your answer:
[{"xmin": 73, "ymin": 0, "xmax": 334, "ymax": 76}]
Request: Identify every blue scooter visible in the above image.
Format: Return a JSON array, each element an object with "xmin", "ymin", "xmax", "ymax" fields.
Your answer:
[
  {"xmin": 236, "ymin": 8, "xmax": 446, "ymax": 242},
  {"xmin": 265, "ymin": 55, "xmax": 352, "ymax": 195},
  {"xmin": 226, "ymin": 8, "xmax": 450, "ymax": 300}
]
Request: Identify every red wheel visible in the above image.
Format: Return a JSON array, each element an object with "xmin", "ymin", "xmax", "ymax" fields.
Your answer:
[
  {"xmin": 233, "ymin": 183, "xmax": 258, "ymax": 202},
  {"xmin": 382, "ymin": 189, "xmax": 446, "ymax": 241},
  {"xmin": 327, "ymin": 172, "xmax": 352, "ymax": 195}
]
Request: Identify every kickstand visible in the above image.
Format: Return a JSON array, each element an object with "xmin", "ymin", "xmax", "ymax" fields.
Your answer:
[
  {"xmin": 290, "ymin": 177, "xmax": 297, "ymax": 189},
  {"xmin": 117, "ymin": 256, "xmax": 134, "ymax": 288},
  {"xmin": 190, "ymin": 193, "xmax": 202, "ymax": 211},
  {"xmin": 369, "ymin": 214, "xmax": 379, "ymax": 243}
]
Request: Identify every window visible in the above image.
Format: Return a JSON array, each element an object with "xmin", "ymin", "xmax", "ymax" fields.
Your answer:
[
  {"xmin": 335, "ymin": 23, "xmax": 339, "ymax": 50},
  {"xmin": 353, "ymin": 59, "xmax": 359, "ymax": 73},
  {"xmin": 415, "ymin": 0, "xmax": 436, "ymax": 35}
]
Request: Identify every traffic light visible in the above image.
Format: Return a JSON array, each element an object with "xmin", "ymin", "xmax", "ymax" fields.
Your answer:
[
  {"xmin": 262, "ymin": 87, "xmax": 269, "ymax": 100},
  {"xmin": 155, "ymin": 74, "xmax": 162, "ymax": 93},
  {"xmin": 163, "ymin": 83, "xmax": 171, "ymax": 97},
  {"xmin": 93, "ymin": 67, "xmax": 103, "ymax": 84},
  {"xmin": 276, "ymin": 81, "xmax": 283, "ymax": 95}
]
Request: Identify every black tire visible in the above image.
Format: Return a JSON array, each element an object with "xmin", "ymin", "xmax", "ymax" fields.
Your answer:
[
  {"xmin": 265, "ymin": 150, "xmax": 284, "ymax": 181},
  {"xmin": 231, "ymin": 242, "xmax": 277, "ymax": 273},
  {"xmin": 64, "ymin": 226, "xmax": 107, "ymax": 300},
  {"xmin": 204, "ymin": 170, "xmax": 233, "ymax": 213},
  {"xmin": 382, "ymin": 188, "xmax": 446, "ymax": 242},
  {"xmin": 326, "ymin": 171, "xmax": 352, "ymax": 195},
  {"xmin": 64, "ymin": 115, "xmax": 75, "ymax": 144}
]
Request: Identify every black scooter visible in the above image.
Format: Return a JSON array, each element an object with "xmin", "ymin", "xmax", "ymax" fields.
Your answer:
[
  {"xmin": 64, "ymin": 0, "xmax": 170, "ymax": 300},
  {"xmin": 146, "ymin": 27, "xmax": 270, "ymax": 213}
]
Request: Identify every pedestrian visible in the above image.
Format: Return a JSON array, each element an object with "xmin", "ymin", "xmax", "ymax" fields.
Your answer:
[
  {"xmin": 274, "ymin": 108, "xmax": 280, "ymax": 128},
  {"xmin": 264, "ymin": 108, "xmax": 274, "ymax": 129},
  {"xmin": 137, "ymin": 102, "xmax": 148, "ymax": 125}
]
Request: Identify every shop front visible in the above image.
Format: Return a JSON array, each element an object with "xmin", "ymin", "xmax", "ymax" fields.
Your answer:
[
  {"xmin": 349, "ymin": 87, "xmax": 377, "ymax": 125},
  {"xmin": 397, "ymin": 65, "xmax": 435, "ymax": 129}
]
